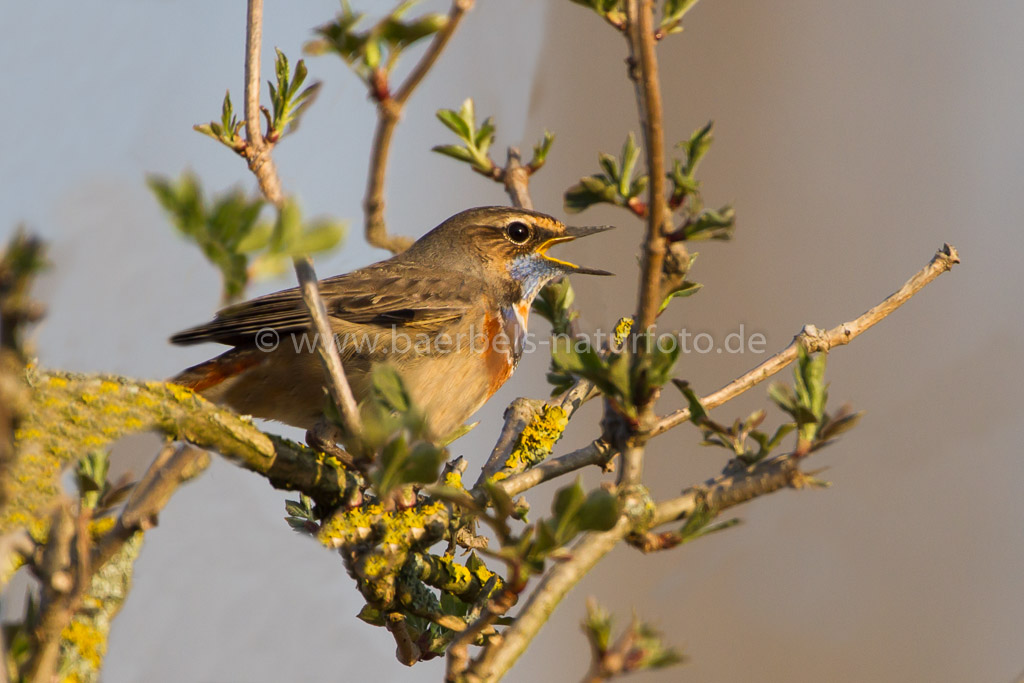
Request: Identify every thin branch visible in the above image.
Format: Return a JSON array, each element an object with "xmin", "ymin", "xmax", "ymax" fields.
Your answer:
[
  {"xmin": 625, "ymin": 0, "xmax": 672, "ymax": 338},
  {"xmin": 94, "ymin": 444, "xmax": 210, "ymax": 569},
  {"xmin": 294, "ymin": 257, "xmax": 363, "ymax": 438},
  {"xmin": 652, "ymin": 243, "xmax": 961, "ymax": 436},
  {"xmin": 243, "ymin": 0, "xmax": 283, "ymax": 206},
  {"xmin": 649, "ymin": 453, "xmax": 806, "ymax": 530},
  {"xmin": 617, "ymin": 0, "xmax": 672, "ymax": 488},
  {"xmin": 364, "ymin": 0, "xmax": 474, "ymax": 253},
  {"xmin": 499, "ymin": 439, "xmax": 612, "ymax": 498},
  {"xmin": 502, "ymin": 147, "xmax": 533, "ymax": 210},
  {"xmin": 446, "ymin": 581, "xmax": 520, "ymax": 680}
]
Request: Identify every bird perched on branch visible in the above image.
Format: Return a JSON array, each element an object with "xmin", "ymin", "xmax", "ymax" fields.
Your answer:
[{"xmin": 170, "ymin": 206, "xmax": 612, "ymax": 441}]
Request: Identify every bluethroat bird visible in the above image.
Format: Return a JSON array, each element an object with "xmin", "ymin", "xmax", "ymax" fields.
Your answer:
[{"xmin": 170, "ymin": 206, "xmax": 612, "ymax": 441}]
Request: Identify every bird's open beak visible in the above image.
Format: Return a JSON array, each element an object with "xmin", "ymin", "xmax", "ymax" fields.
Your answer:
[{"xmin": 539, "ymin": 224, "xmax": 614, "ymax": 276}]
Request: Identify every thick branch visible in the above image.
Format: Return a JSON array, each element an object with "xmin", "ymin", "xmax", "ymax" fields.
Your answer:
[
  {"xmin": 364, "ymin": 0, "xmax": 474, "ymax": 253},
  {"xmin": 652, "ymin": 243, "xmax": 961, "ymax": 435},
  {"xmin": 9, "ymin": 370, "xmax": 363, "ymax": 534}
]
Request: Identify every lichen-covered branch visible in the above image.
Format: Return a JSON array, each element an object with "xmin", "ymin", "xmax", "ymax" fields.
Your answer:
[{"xmin": 7, "ymin": 369, "xmax": 363, "ymax": 538}]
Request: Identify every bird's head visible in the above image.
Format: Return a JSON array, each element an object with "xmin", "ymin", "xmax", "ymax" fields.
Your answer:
[{"xmin": 403, "ymin": 206, "xmax": 613, "ymax": 303}]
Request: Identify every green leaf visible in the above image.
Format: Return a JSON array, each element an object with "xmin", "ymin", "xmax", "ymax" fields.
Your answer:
[
  {"xmin": 619, "ymin": 133, "xmax": 640, "ymax": 197},
  {"xmin": 673, "ymin": 380, "xmax": 707, "ymax": 423},
  {"xmin": 684, "ymin": 206, "xmax": 735, "ymax": 241},
  {"xmin": 659, "ymin": 280, "xmax": 703, "ymax": 312},
  {"xmin": 432, "ymin": 144, "xmax": 475, "ymax": 163},
  {"xmin": 371, "ymin": 363, "xmax": 412, "ymax": 413},
  {"xmin": 577, "ymin": 488, "xmax": 620, "ymax": 531},
  {"xmin": 288, "ymin": 220, "xmax": 345, "ymax": 255},
  {"xmin": 403, "ymin": 442, "xmax": 446, "ymax": 485},
  {"xmin": 682, "ymin": 120, "xmax": 713, "ymax": 175},
  {"xmin": 530, "ymin": 130, "xmax": 555, "ymax": 170},
  {"xmin": 435, "ymin": 108, "xmax": 472, "ymax": 141},
  {"xmin": 661, "ymin": 0, "xmax": 700, "ymax": 32}
]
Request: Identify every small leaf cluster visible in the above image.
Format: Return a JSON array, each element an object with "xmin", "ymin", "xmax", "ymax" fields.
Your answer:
[
  {"xmin": 433, "ymin": 98, "xmax": 554, "ymax": 176},
  {"xmin": 477, "ymin": 478, "xmax": 619, "ymax": 576},
  {"xmin": 265, "ymin": 49, "xmax": 320, "ymax": 143},
  {"xmin": 565, "ymin": 133, "xmax": 648, "ymax": 216},
  {"xmin": 0, "ymin": 229, "xmax": 48, "ymax": 356},
  {"xmin": 195, "ymin": 50, "xmax": 319, "ymax": 152},
  {"xmin": 569, "ymin": 0, "xmax": 702, "ymax": 38},
  {"xmin": 582, "ymin": 598, "xmax": 687, "ymax": 677},
  {"xmin": 658, "ymin": 0, "xmax": 701, "ymax": 39},
  {"xmin": 668, "ymin": 122, "xmax": 734, "ymax": 241},
  {"xmin": 284, "ymin": 494, "xmax": 319, "ymax": 535},
  {"xmin": 568, "ymin": 0, "xmax": 626, "ymax": 31},
  {"xmin": 767, "ymin": 347, "xmax": 862, "ymax": 456},
  {"xmin": 305, "ymin": 1, "xmax": 447, "ymax": 99},
  {"xmin": 564, "ymin": 123, "xmax": 734, "ymax": 242},
  {"xmin": 677, "ymin": 382, "xmax": 795, "ymax": 466},
  {"xmin": 74, "ymin": 450, "xmax": 134, "ymax": 522},
  {"xmin": 148, "ymin": 173, "xmax": 343, "ymax": 301},
  {"xmin": 551, "ymin": 334, "xmax": 680, "ymax": 418}
]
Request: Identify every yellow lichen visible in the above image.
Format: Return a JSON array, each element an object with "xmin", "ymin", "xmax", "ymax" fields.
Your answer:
[
  {"xmin": 614, "ymin": 317, "xmax": 634, "ymax": 346},
  {"xmin": 443, "ymin": 468, "xmax": 465, "ymax": 490},
  {"xmin": 503, "ymin": 404, "xmax": 568, "ymax": 472},
  {"xmin": 61, "ymin": 620, "xmax": 106, "ymax": 669}
]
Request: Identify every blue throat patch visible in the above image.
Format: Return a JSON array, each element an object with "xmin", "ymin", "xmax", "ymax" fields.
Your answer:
[{"xmin": 507, "ymin": 254, "xmax": 561, "ymax": 303}]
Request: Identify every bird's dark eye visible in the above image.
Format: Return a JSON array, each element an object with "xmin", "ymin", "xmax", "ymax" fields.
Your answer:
[{"xmin": 505, "ymin": 221, "xmax": 531, "ymax": 244}]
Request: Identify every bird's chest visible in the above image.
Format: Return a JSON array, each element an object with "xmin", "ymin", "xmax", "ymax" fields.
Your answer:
[{"xmin": 479, "ymin": 303, "xmax": 528, "ymax": 396}]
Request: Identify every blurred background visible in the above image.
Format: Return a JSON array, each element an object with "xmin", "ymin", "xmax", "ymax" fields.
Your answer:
[{"xmin": 2, "ymin": 1, "xmax": 1021, "ymax": 681}]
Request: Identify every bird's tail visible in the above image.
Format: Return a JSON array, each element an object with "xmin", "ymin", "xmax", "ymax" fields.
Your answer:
[{"xmin": 171, "ymin": 348, "xmax": 264, "ymax": 395}]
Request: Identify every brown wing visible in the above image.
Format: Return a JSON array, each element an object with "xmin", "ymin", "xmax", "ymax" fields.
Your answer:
[{"xmin": 170, "ymin": 263, "xmax": 482, "ymax": 347}]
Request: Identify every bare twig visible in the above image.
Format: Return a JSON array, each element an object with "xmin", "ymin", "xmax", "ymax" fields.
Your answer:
[
  {"xmin": 93, "ymin": 444, "xmax": 210, "ymax": 569},
  {"xmin": 364, "ymin": 0, "xmax": 474, "ymax": 253},
  {"xmin": 502, "ymin": 147, "xmax": 533, "ymax": 210},
  {"xmin": 649, "ymin": 453, "xmax": 807, "ymax": 530},
  {"xmin": 652, "ymin": 243, "xmax": 961, "ymax": 436},
  {"xmin": 243, "ymin": 0, "xmax": 284, "ymax": 206},
  {"xmin": 294, "ymin": 257, "xmax": 363, "ymax": 438},
  {"xmin": 499, "ymin": 439, "xmax": 613, "ymax": 498},
  {"xmin": 386, "ymin": 613, "xmax": 422, "ymax": 666}
]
